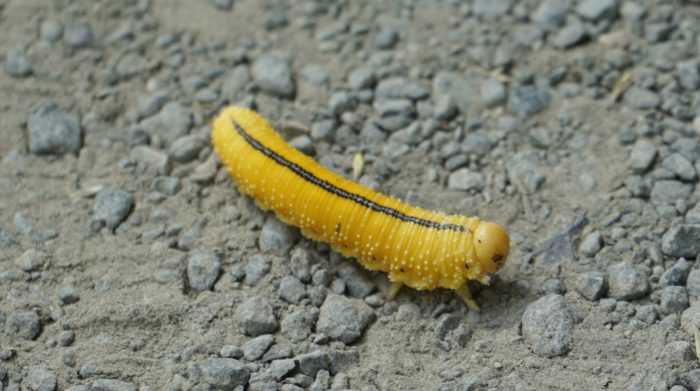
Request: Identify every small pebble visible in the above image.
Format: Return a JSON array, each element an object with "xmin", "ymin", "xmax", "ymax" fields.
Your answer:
[
  {"xmin": 28, "ymin": 102, "xmax": 82, "ymax": 156},
  {"xmin": 58, "ymin": 285, "xmax": 80, "ymax": 304},
  {"xmin": 278, "ymin": 276, "xmax": 307, "ymax": 304},
  {"xmin": 481, "ymin": 79, "xmax": 506, "ymax": 107},
  {"xmin": 252, "ymin": 53, "xmax": 295, "ymax": 99},
  {"xmin": 607, "ymin": 261, "xmax": 650, "ymax": 301},
  {"xmin": 187, "ymin": 251, "xmax": 221, "ymax": 292},
  {"xmin": 236, "ymin": 295, "xmax": 277, "ymax": 336},
  {"xmin": 662, "ymin": 225, "xmax": 700, "ymax": 259},
  {"xmin": 5, "ymin": 311, "xmax": 41, "ymax": 340},
  {"xmin": 242, "ymin": 334, "xmax": 274, "ymax": 361},
  {"xmin": 92, "ymin": 188, "xmax": 134, "ymax": 231},
  {"xmin": 521, "ymin": 294, "xmax": 573, "ymax": 357},
  {"xmin": 316, "ymin": 293, "xmax": 375, "ymax": 344},
  {"xmin": 5, "ymin": 48, "xmax": 32, "ymax": 78},
  {"xmin": 200, "ymin": 358, "xmax": 250, "ymax": 389},
  {"xmin": 259, "ymin": 217, "xmax": 300, "ymax": 255},
  {"xmin": 661, "ymin": 286, "xmax": 689, "ymax": 315}
]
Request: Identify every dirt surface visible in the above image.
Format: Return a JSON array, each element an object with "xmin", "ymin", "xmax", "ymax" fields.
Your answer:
[{"xmin": 1, "ymin": 0, "xmax": 699, "ymax": 390}]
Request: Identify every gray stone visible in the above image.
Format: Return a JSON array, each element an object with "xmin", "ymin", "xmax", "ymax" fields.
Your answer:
[
  {"xmin": 374, "ymin": 28, "xmax": 399, "ymax": 50},
  {"xmin": 222, "ymin": 65, "xmax": 251, "ymax": 97},
  {"xmin": 58, "ymin": 330, "xmax": 75, "ymax": 346},
  {"xmin": 40, "ymin": 20, "xmax": 63, "ymax": 42},
  {"xmin": 347, "ymin": 68, "xmax": 375, "ymax": 90},
  {"xmin": 64, "ymin": 20, "xmax": 96, "ymax": 48},
  {"xmin": 116, "ymin": 53, "xmax": 147, "ymax": 79},
  {"xmin": 374, "ymin": 99, "xmax": 415, "ymax": 119},
  {"xmin": 576, "ymin": 272, "xmax": 607, "ymax": 301},
  {"xmin": 337, "ymin": 264, "xmax": 375, "ymax": 298},
  {"xmin": 90, "ymin": 379, "xmax": 137, "ymax": 391},
  {"xmin": 187, "ymin": 251, "xmax": 221, "ymax": 291},
  {"xmin": 5, "ymin": 48, "xmax": 32, "ymax": 78},
  {"xmin": 200, "ymin": 358, "xmax": 250, "ymax": 390},
  {"xmin": 6, "ymin": 311, "xmax": 41, "ymax": 340},
  {"xmin": 433, "ymin": 71, "xmax": 471, "ymax": 110},
  {"xmin": 375, "ymin": 78, "xmax": 430, "ymax": 101},
  {"xmin": 578, "ymin": 231, "xmax": 603, "ymax": 257},
  {"xmin": 536, "ymin": 215, "xmax": 587, "ymax": 265},
  {"xmin": 237, "ymin": 295, "xmax": 277, "ymax": 336},
  {"xmin": 316, "ymin": 293, "xmax": 375, "ymax": 343},
  {"xmin": 270, "ymin": 359, "xmax": 295, "ymax": 381},
  {"xmin": 168, "ymin": 135, "xmax": 206, "ymax": 163},
  {"xmin": 687, "ymin": 269, "xmax": 700, "ymax": 297},
  {"xmin": 532, "ymin": 0, "xmax": 570, "ymax": 31},
  {"xmin": 0, "ymin": 226, "xmax": 17, "ymax": 248},
  {"xmin": 252, "ymin": 53, "xmax": 295, "ymax": 99},
  {"xmin": 278, "ymin": 276, "xmax": 307, "ymax": 304},
  {"xmin": 151, "ymin": 176, "xmax": 181, "ymax": 196},
  {"xmin": 244, "ymin": 254, "xmax": 271, "ymax": 286},
  {"xmin": 607, "ymin": 261, "xmax": 650, "ymax": 301},
  {"xmin": 311, "ymin": 370, "xmax": 331, "ymax": 391},
  {"xmin": 662, "ymin": 153, "xmax": 696, "ymax": 182},
  {"xmin": 660, "ymin": 258, "xmax": 690, "ymax": 287},
  {"xmin": 281, "ymin": 308, "xmax": 316, "ymax": 341},
  {"xmin": 300, "ymin": 64, "xmax": 329, "ymax": 86},
  {"xmin": 508, "ymin": 85, "xmax": 551, "ymax": 118},
  {"xmin": 177, "ymin": 218, "xmax": 206, "ymax": 250},
  {"xmin": 576, "ymin": 0, "xmax": 618, "ymax": 20},
  {"xmin": 15, "ymin": 249, "xmax": 48, "ymax": 272},
  {"xmin": 28, "ymin": 102, "xmax": 82, "ymax": 155},
  {"xmin": 27, "ymin": 366, "xmax": 56, "ymax": 391},
  {"xmin": 58, "ymin": 285, "xmax": 80, "ymax": 304},
  {"xmin": 242, "ymin": 334, "xmax": 274, "ymax": 361},
  {"xmin": 473, "ymin": 0, "xmax": 514, "ymax": 18},
  {"xmin": 139, "ymin": 102, "xmax": 192, "ymax": 145},
  {"xmin": 623, "ymin": 87, "xmax": 661, "ymax": 110},
  {"xmin": 481, "ymin": 79, "xmax": 506, "ymax": 107},
  {"xmin": 677, "ymin": 61, "xmax": 700, "ymax": 90},
  {"xmin": 521, "ymin": 294, "xmax": 573, "ymax": 357},
  {"xmin": 628, "ymin": 139, "xmax": 657, "ymax": 173},
  {"xmin": 447, "ymin": 168, "xmax": 485, "ymax": 192},
  {"xmin": 92, "ymin": 188, "xmax": 134, "ymax": 230},
  {"xmin": 651, "ymin": 180, "xmax": 691, "ymax": 206},
  {"xmin": 220, "ymin": 345, "xmax": 243, "ymax": 359},
  {"xmin": 661, "ymin": 286, "xmax": 689, "ymax": 314},
  {"xmin": 262, "ymin": 8, "xmax": 288, "ymax": 30},
  {"xmin": 296, "ymin": 351, "xmax": 330, "ymax": 377},
  {"xmin": 662, "ymin": 225, "xmax": 700, "ymax": 259},
  {"xmin": 553, "ymin": 23, "xmax": 588, "ymax": 49},
  {"xmin": 134, "ymin": 92, "xmax": 169, "ymax": 121},
  {"xmin": 259, "ymin": 217, "xmax": 299, "ymax": 255},
  {"xmin": 434, "ymin": 313, "xmax": 461, "ymax": 341},
  {"xmin": 210, "ymin": 0, "xmax": 233, "ymax": 10},
  {"xmin": 434, "ymin": 95, "xmax": 458, "ymax": 120},
  {"xmin": 329, "ymin": 91, "xmax": 357, "ymax": 115},
  {"xmin": 645, "ymin": 22, "xmax": 674, "ymax": 43},
  {"xmin": 636, "ymin": 304, "xmax": 658, "ymax": 324}
]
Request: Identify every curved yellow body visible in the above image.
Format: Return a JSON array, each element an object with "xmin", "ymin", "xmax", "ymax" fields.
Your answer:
[{"xmin": 212, "ymin": 106, "xmax": 510, "ymax": 309}]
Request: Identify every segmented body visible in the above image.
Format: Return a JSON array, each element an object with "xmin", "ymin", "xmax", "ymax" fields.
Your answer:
[{"xmin": 212, "ymin": 106, "xmax": 509, "ymax": 307}]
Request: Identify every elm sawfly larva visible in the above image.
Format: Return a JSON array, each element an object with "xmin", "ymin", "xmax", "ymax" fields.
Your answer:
[{"xmin": 212, "ymin": 106, "xmax": 510, "ymax": 310}]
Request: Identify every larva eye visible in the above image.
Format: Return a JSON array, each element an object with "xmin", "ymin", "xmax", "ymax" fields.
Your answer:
[{"xmin": 472, "ymin": 222, "xmax": 510, "ymax": 273}]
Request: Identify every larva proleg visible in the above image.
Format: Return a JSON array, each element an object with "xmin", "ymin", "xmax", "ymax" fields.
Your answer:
[{"xmin": 212, "ymin": 106, "xmax": 510, "ymax": 310}]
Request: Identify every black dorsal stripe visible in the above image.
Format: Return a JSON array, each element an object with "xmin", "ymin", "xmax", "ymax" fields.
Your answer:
[{"xmin": 232, "ymin": 119, "xmax": 466, "ymax": 232}]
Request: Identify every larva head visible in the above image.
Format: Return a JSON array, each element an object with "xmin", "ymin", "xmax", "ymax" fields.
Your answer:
[{"xmin": 472, "ymin": 221, "xmax": 510, "ymax": 273}]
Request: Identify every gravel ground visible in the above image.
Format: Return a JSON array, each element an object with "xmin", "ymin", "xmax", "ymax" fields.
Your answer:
[{"xmin": 1, "ymin": 0, "xmax": 700, "ymax": 390}]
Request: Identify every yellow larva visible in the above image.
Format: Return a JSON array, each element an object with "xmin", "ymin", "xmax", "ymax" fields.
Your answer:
[{"xmin": 212, "ymin": 106, "xmax": 510, "ymax": 310}]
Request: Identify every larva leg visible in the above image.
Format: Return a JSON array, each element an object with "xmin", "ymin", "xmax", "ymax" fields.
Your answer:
[
  {"xmin": 387, "ymin": 281, "xmax": 403, "ymax": 300},
  {"xmin": 455, "ymin": 284, "xmax": 480, "ymax": 312}
]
